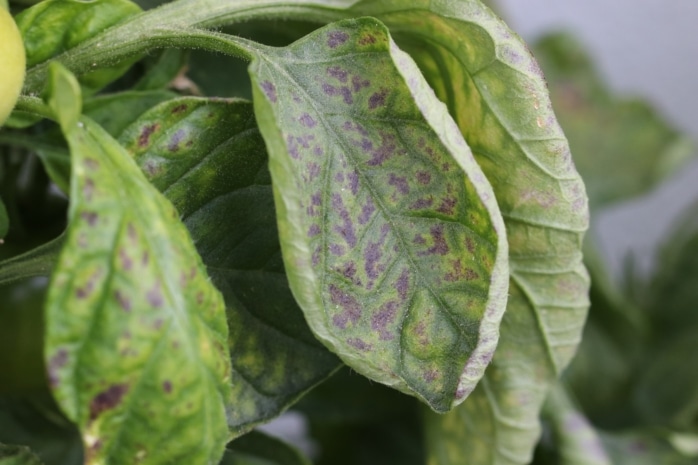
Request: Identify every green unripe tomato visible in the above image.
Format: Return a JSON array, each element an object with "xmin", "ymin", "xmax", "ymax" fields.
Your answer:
[{"xmin": 0, "ymin": 8, "xmax": 25, "ymax": 126}]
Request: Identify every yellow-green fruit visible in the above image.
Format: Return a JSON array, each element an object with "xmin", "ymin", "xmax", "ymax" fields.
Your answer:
[{"xmin": 0, "ymin": 8, "xmax": 25, "ymax": 126}]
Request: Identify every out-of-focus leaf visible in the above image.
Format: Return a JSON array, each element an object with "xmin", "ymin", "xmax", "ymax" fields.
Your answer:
[
  {"xmin": 249, "ymin": 18, "xmax": 509, "ymax": 412},
  {"xmin": 338, "ymin": 3, "xmax": 587, "ymax": 463},
  {"xmin": 0, "ymin": 395, "xmax": 82, "ymax": 465},
  {"xmin": 634, "ymin": 330, "xmax": 698, "ymax": 432},
  {"xmin": 16, "ymin": 0, "xmax": 142, "ymax": 93},
  {"xmin": 533, "ymin": 32, "xmax": 695, "ymax": 210},
  {"xmin": 221, "ymin": 431, "xmax": 311, "ymax": 465},
  {"xmin": 542, "ymin": 384, "xmax": 612, "ymax": 465},
  {"xmin": 563, "ymin": 244, "xmax": 646, "ymax": 429},
  {"xmin": 0, "ymin": 197, "xmax": 7, "ymax": 241},
  {"xmin": 600, "ymin": 431, "xmax": 696, "ymax": 465},
  {"xmin": 0, "ymin": 443, "xmax": 43, "ymax": 465},
  {"xmin": 133, "ymin": 49, "xmax": 189, "ymax": 91},
  {"xmin": 118, "ymin": 97, "xmax": 340, "ymax": 434},
  {"xmin": 44, "ymin": 64, "xmax": 232, "ymax": 464},
  {"xmin": 646, "ymin": 204, "xmax": 698, "ymax": 333},
  {"xmin": 297, "ymin": 368, "xmax": 424, "ymax": 465}
]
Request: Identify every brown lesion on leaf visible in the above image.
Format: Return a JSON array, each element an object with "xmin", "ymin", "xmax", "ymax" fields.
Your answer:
[
  {"xmin": 118, "ymin": 248, "xmax": 133, "ymax": 271},
  {"xmin": 417, "ymin": 225, "xmax": 449, "ymax": 256},
  {"xmin": 138, "ymin": 123, "xmax": 160, "ymax": 148},
  {"xmin": 358, "ymin": 34, "xmax": 377, "ymax": 46},
  {"xmin": 171, "ymin": 104, "xmax": 188, "ymax": 115},
  {"xmin": 90, "ymin": 383, "xmax": 129, "ymax": 421},
  {"xmin": 444, "ymin": 259, "xmax": 479, "ymax": 282},
  {"xmin": 162, "ymin": 380, "xmax": 173, "ymax": 393},
  {"xmin": 436, "ymin": 196, "xmax": 458, "ymax": 216},
  {"xmin": 84, "ymin": 158, "xmax": 100, "ymax": 171}
]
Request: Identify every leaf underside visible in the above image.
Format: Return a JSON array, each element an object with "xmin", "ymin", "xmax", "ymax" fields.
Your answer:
[
  {"xmin": 249, "ymin": 17, "xmax": 509, "ymax": 412},
  {"xmin": 117, "ymin": 96, "xmax": 341, "ymax": 433},
  {"xmin": 44, "ymin": 67, "xmax": 232, "ymax": 465}
]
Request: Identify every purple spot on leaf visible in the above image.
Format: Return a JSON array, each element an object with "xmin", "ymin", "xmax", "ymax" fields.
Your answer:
[
  {"xmin": 388, "ymin": 174, "xmax": 409, "ymax": 195},
  {"xmin": 261, "ymin": 81, "xmax": 277, "ymax": 103},
  {"xmin": 351, "ymin": 75, "xmax": 370, "ymax": 92},
  {"xmin": 332, "ymin": 194, "xmax": 357, "ymax": 248},
  {"xmin": 367, "ymin": 132, "xmax": 397, "ymax": 166},
  {"xmin": 139, "ymin": 123, "xmax": 159, "ymax": 147},
  {"xmin": 396, "ymin": 269, "xmax": 409, "ymax": 301},
  {"xmin": 147, "ymin": 282, "xmax": 164, "ymax": 308},
  {"xmin": 90, "ymin": 384, "xmax": 129, "ymax": 421},
  {"xmin": 308, "ymin": 224, "xmax": 321, "ymax": 237},
  {"xmin": 347, "ymin": 338, "xmax": 372, "ymax": 351},
  {"xmin": 327, "ymin": 30, "xmax": 349, "ymax": 48},
  {"xmin": 329, "ymin": 243, "xmax": 345, "ymax": 256},
  {"xmin": 81, "ymin": 211, "xmax": 98, "ymax": 227},
  {"xmin": 416, "ymin": 171, "xmax": 431, "ymax": 185},
  {"xmin": 168, "ymin": 129, "xmax": 185, "ymax": 152},
  {"xmin": 329, "ymin": 284, "xmax": 362, "ymax": 329},
  {"xmin": 372, "ymin": 301, "xmax": 397, "ymax": 340},
  {"xmin": 115, "ymin": 290, "xmax": 132, "ymax": 312},
  {"xmin": 299, "ymin": 113, "xmax": 317, "ymax": 128},
  {"xmin": 48, "ymin": 349, "xmax": 68, "ymax": 388},
  {"xmin": 327, "ymin": 66, "xmax": 348, "ymax": 83},
  {"xmin": 410, "ymin": 197, "xmax": 433, "ymax": 210},
  {"xmin": 368, "ymin": 89, "xmax": 388, "ymax": 109},
  {"xmin": 163, "ymin": 381, "xmax": 172, "ymax": 393},
  {"xmin": 359, "ymin": 199, "xmax": 375, "ymax": 225},
  {"xmin": 436, "ymin": 197, "xmax": 457, "ymax": 215}
]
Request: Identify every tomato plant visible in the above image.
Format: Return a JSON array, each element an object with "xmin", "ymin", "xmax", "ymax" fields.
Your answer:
[{"xmin": 0, "ymin": 1, "xmax": 695, "ymax": 464}]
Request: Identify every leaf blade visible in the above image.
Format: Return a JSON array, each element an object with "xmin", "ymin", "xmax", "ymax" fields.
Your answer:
[
  {"xmin": 249, "ymin": 18, "xmax": 509, "ymax": 412},
  {"xmin": 44, "ymin": 65, "xmax": 232, "ymax": 465}
]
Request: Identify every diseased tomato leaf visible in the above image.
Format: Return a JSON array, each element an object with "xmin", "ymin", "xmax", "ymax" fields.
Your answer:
[
  {"xmin": 44, "ymin": 64, "xmax": 232, "ymax": 464},
  {"xmin": 117, "ymin": 97, "xmax": 340, "ymax": 434},
  {"xmin": 339, "ymin": 2, "xmax": 588, "ymax": 463},
  {"xmin": 249, "ymin": 18, "xmax": 509, "ymax": 412}
]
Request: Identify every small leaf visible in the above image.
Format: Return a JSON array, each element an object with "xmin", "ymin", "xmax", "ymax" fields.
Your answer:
[
  {"xmin": 249, "ymin": 18, "xmax": 509, "ymax": 412},
  {"xmin": 16, "ymin": 0, "xmax": 142, "ymax": 93},
  {"xmin": 533, "ymin": 32, "xmax": 695, "ymax": 210},
  {"xmin": 221, "ymin": 431, "xmax": 311, "ymax": 465},
  {"xmin": 0, "ymin": 443, "xmax": 43, "ymax": 465},
  {"xmin": 44, "ymin": 65, "xmax": 232, "ymax": 464},
  {"xmin": 118, "ymin": 97, "xmax": 340, "ymax": 433}
]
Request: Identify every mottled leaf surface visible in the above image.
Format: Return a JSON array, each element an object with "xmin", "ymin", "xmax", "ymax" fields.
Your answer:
[
  {"xmin": 221, "ymin": 431, "xmax": 311, "ymax": 465},
  {"xmin": 533, "ymin": 33, "xmax": 695, "ymax": 210},
  {"xmin": 44, "ymin": 65, "xmax": 232, "ymax": 464},
  {"xmin": 344, "ymin": 1, "xmax": 586, "ymax": 463},
  {"xmin": 16, "ymin": 0, "xmax": 142, "ymax": 92},
  {"xmin": 0, "ymin": 443, "xmax": 43, "ymax": 465},
  {"xmin": 600, "ymin": 432, "xmax": 696, "ymax": 465},
  {"xmin": 118, "ymin": 97, "xmax": 340, "ymax": 433},
  {"xmin": 249, "ymin": 18, "xmax": 508, "ymax": 412}
]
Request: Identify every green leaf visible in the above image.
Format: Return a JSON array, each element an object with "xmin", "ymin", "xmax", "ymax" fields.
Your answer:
[
  {"xmin": 43, "ymin": 64, "xmax": 232, "ymax": 464},
  {"xmin": 533, "ymin": 32, "xmax": 695, "ymax": 210},
  {"xmin": 541, "ymin": 384, "xmax": 612, "ymax": 465},
  {"xmin": 344, "ymin": 2, "xmax": 586, "ymax": 463},
  {"xmin": 133, "ymin": 48, "xmax": 189, "ymax": 91},
  {"xmin": 16, "ymin": 0, "xmax": 143, "ymax": 93},
  {"xmin": 0, "ymin": 443, "xmax": 43, "ymax": 465},
  {"xmin": 221, "ymin": 431, "xmax": 311, "ymax": 465},
  {"xmin": 117, "ymin": 96, "xmax": 340, "ymax": 433},
  {"xmin": 249, "ymin": 17, "xmax": 508, "ymax": 412}
]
